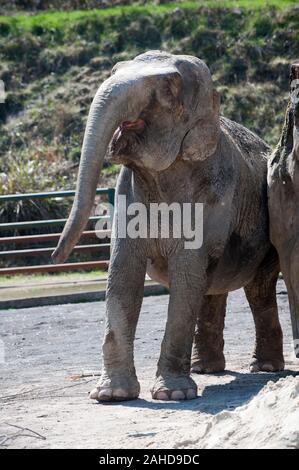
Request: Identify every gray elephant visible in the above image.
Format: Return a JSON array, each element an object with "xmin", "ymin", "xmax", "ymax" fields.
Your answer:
[
  {"xmin": 53, "ymin": 51, "xmax": 284, "ymax": 401},
  {"xmin": 268, "ymin": 63, "xmax": 299, "ymax": 359}
]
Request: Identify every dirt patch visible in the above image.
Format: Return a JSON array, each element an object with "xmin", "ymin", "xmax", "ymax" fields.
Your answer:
[{"xmin": 0, "ymin": 280, "xmax": 298, "ymax": 449}]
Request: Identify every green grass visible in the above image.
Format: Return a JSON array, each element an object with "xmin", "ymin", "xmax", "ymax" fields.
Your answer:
[
  {"xmin": 0, "ymin": 269, "xmax": 108, "ymax": 286},
  {"xmin": 102, "ymin": 164, "xmax": 121, "ymax": 177},
  {"xmin": 0, "ymin": 0, "xmax": 297, "ymax": 33}
]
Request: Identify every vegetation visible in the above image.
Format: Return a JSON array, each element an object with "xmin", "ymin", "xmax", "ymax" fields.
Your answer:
[
  {"xmin": 0, "ymin": 269, "xmax": 107, "ymax": 286},
  {"xmin": 0, "ymin": 0, "xmax": 298, "ymax": 220},
  {"xmin": 1, "ymin": 0, "xmax": 299, "ymax": 15}
]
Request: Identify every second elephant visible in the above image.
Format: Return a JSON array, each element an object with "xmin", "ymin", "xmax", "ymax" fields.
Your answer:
[{"xmin": 268, "ymin": 63, "xmax": 299, "ymax": 360}]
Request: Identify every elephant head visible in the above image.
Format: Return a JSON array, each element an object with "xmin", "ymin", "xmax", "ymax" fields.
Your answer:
[{"xmin": 52, "ymin": 51, "xmax": 220, "ymax": 264}]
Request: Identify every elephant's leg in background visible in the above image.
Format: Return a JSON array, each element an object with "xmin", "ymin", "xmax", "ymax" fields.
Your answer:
[
  {"xmin": 191, "ymin": 293, "xmax": 227, "ymax": 374},
  {"xmin": 279, "ymin": 239, "xmax": 299, "ymax": 359},
  {"xmin": 151, "ymin": 255, "xmax": 207, "ymax": 401},
  {"xmin": 244, "ymin": 249, "xmax": 284, "ymax": 372},
  {"xmin": 90, "ymin": 240, "xmax": 146, "ymax": 402}
]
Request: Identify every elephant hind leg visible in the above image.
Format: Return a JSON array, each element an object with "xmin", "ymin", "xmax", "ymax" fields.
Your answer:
[
  {"xmin": 191, "ymin": 293, "xmax": 227, "ymax": 374},
  {"xmin": 278, "ymin": 239, "xmax": 299, "ymax": 359},
  {"xmin": 244, "ymin": 248, "xmax": 284, "ymax": 373}
]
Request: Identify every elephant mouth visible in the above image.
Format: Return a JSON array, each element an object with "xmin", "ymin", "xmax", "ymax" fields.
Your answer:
[
  {"xmin": 113, "ymin": 118, "xmax": 145, "ymax": 140},
  {"xmin": 120, "ymin": 118, "xmax": 145, "ymax": 133},
  {"xmin": 108, "ymin": 118, "xmax": 146, "ymax": 161}
]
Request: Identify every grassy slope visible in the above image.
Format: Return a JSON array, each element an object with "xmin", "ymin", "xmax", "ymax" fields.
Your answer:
[
  {"xmin": 1, "ymin": 0, "xmax": 298, "ymax": 23},
  {"xmin": 0, "ymin": 1, "xmax": 298, "ymax": 201}
]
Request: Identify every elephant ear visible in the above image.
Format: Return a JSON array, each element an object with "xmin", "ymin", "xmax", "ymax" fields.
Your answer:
[
  {"xmin": 154, "ymin": 72, "xmax": 183, "ymax": 110},
  {"xmin": 181, "ymin": 89, "xmax": 220, "ymax": 161}
]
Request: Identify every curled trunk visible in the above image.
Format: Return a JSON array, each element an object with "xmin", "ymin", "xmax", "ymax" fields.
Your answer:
[{"xmin": 52, "ymin": 74, "xmax": 151, "ymax": 264}]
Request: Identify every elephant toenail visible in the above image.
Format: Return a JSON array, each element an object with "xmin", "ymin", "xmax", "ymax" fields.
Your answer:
[
  {"xmin": 89, "ymin": 387, "xmax": 101, "ymax": 399},
  {"xmin": 97, "ymin": 388, "xmax": 113, "ymax": 400},
  {"xmin": 171, "ymin": 391, "xmax": 185, "ymax": 400},
  {"xmin": 261, "ymin": 364, "xmax": 274, "ymax": 372},
  {"xmin": 155, "ymin": 391, "xmax": 169, "ymax": 400}
]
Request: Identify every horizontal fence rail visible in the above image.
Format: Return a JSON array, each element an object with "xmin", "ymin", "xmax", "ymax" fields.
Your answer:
[
  {"xmin": 0, "ymin": 215, "xmax": 110, "ymax": 231},
  {"xmin": 0, "ymin": 261, "xmax": 110, "ymax": 276},
  {"xmin": 0, "ymin": 188, "xmax": 113, "ymax": 202},
  {"xmin": 0, "ymin": 188, "xmax": 115, "ymax": 276},
  {"xmin": 0, "ymin": 244, "xmax": 111, "ymax": 258},
  {"xmin": 0, "ymin": 230, "xmax": 111, "ymax": 245}
]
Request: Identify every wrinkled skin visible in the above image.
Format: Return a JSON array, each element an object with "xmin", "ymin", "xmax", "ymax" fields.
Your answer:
[
  {"xmin": 53, "ymin": 52, "xmax": 284, "ymax": 401},
  {"xmin": 268, "ymin": 63, "xmax": 299, "ymax": 359}
]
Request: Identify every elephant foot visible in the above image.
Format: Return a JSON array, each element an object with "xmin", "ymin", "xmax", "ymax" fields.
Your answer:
[
  {"xmin": 151, "ymin": 374, "xmax": 197, "ymax": 401},
  {"xmin": 191, "ymin": 354, "xmax": 225, "ymax": 374},
  {"xmin": 89, "ymin": 372, "xmax": 140, "ymax": 402},
  {"xmin": 249, "ymin": 357, "xmax": 285, "ymax": 373}
]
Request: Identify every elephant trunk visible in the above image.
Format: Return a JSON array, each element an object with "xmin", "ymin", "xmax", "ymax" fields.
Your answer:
[{"xmin": 52, "ymin": 73, "xmax": 151, "ymax": 264}]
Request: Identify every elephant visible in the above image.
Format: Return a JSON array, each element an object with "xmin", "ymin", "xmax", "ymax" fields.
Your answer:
[
  {"xmin": 52, "ymin": 51, "xmax": 284, "ymax": 402},
  {"xmin": 268, "ymin": 63, "xmax": 299, "ymax": 359}
]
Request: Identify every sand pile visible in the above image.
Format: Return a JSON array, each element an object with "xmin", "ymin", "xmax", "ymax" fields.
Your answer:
[{"xmin": 177, "ymin": 376, "xmax": 299, "ymax": 449}]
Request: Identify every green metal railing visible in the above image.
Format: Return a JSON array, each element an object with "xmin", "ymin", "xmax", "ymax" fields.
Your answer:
[
  {"xmin": 0, "ymin": 188, "xmax": 115, "ymax": 275},
  {"xmin": 0, "ymin": 188, "xmax": 115, "ymax": 202},
  {"xmin": 0, "ymin": 215, "xmax": 110, "ymax": 231}
]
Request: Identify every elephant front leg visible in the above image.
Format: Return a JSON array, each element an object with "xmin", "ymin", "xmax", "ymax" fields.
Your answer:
[
  {"xmin": 90, "ymin": 242, "xmax": 146, "ymax": 402},
  {"xmin": 191, "ymin": 293, "xmax": 227, "ymax": 374},
  {"xmin": 151, "ymin": 260, "xmax": 207, "ymax": 401}
]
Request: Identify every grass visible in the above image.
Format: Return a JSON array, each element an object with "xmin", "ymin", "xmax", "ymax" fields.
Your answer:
[
  {"xmin": 0, "ymin": 269, "xmax": 108, "ymax": 286},
  {"xmin": 0, "ymin": 0, "xmax": 298, "ymax": 24},
  {"xmin": 0, "ymin": 1, "xmax": 297, "ymax": 33},
  {"xmin": 102, "ymin": 164, "xmax": 121, "ymax": 177},
  {"xmin": 0, "ymin": 269, "xmax": 109, "ymax": 302}
]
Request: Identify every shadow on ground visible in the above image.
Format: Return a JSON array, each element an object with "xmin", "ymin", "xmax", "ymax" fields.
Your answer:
[{"xmin": 94, "ymin": 369, "xmax": 299, "ymax": 414}]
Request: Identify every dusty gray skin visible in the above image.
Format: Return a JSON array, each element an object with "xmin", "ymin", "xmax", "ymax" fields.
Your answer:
[
  {"xmin": 268, "ymin": 63, "xmax": 299, "ymax": 359},
  {"xmin": 52, "ymin": 51, "xmax": 284, "ymax": 401}
]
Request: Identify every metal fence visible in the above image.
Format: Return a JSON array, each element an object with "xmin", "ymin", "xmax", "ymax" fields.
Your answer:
[{"xmin": 0, "ymin": 188, "xmax": 115, "ymax": 276}]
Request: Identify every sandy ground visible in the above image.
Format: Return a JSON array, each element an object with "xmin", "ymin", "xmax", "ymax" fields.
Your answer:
[{"xmin": 0, "ymin": 279, "xmax": 298, "ymax": 449}]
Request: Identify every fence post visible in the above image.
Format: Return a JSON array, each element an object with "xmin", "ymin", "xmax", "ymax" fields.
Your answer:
[
  {"xmin": 0, "ymin": 79, "xmax": 5, "ymax": 104},
  {"xmin": 107, "ymin": 188, "xmax": 115, "ymax": 226}
]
